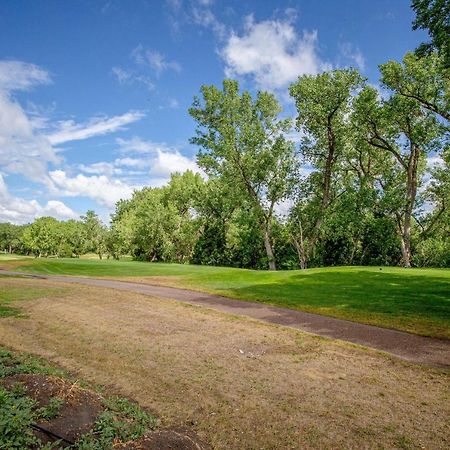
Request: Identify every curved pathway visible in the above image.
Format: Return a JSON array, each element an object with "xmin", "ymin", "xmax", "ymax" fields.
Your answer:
[{"xmin": 2, "ymin": 269, "xmax": 449, "ymax": 368}]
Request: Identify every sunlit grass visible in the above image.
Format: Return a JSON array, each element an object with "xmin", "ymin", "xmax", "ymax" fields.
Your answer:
[{"xmin": 1, "ymin": 256, "xmax": 449, "ymax": 338}]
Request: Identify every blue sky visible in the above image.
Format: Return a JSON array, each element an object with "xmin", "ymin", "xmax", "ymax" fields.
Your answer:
[{"xmin": 0, "ymin": 0, "xmax": 427, "ymax": 224}]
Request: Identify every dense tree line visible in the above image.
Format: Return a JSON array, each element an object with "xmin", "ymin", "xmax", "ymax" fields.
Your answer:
[
  {"xmin": 2, "ymin": 4, "xmax": 449, "ymax": 269},
  {"xmin": 0, "ymin": 211, "xmax": 108, "ymax": 259}
]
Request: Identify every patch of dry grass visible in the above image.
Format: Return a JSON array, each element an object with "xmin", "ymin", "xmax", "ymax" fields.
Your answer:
[{"xmin": 0, "ymin": 277, "xmax": 448, "ymax": 449}]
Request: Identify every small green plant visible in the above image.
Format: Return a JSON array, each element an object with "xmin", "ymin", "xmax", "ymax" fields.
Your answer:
[
  {"xmin": 0, "ymin": 387, "xmax": 39, "ymax": 449},
  {"xmin": 37, "ymin": 396, "xmax": 65, "ymax": 421},
  {"xmin": 74, "ymin": 396, "xmax": 156, "ymax": 449},
  {"xmin": 0, "ymin": 348, "xmax": 62, "ymax": 377}
]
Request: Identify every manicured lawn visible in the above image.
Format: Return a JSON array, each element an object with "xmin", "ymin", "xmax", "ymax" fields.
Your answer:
[{"xmin": 1, "ymin": 256, "xmax": 449, "ymax": 338}]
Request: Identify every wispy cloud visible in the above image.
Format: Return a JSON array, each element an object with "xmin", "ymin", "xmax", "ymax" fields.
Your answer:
[
  {"xmin": 131, "ymin": 45, "xmax": 181, "ymax": 75},
  {"xmin": 191, "ymin": 1, "xmax": 226, "ymax": 39},
  {"xmin": 46, "ymin": 111, "xmax": 145, "ymax": 145},
  {"xmin": 112, "ymin": 66, "xmax": 155, "ymax": 91},
  {"xmin": 0, "ymin": 60, "xmax": 51, "ymax": 92},
  {"xmin": 339, "ymin": 42, "xmax": 365, "ymax": 71}
]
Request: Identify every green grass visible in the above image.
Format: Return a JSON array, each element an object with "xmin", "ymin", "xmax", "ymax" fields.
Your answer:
[{"xmin": 1, "ymin": 255, "xmax": 449, "ymax": 339}]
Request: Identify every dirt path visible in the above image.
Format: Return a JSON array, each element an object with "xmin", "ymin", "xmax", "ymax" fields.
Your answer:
[{"xmin": 2, "ymin": 269, "xmax": 449, "ymax": 368}]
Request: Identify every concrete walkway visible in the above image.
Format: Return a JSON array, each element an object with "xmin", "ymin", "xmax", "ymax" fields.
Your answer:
[{"xmin": 1, "ymin": 269, "xmax": 449, "ymax": 368}]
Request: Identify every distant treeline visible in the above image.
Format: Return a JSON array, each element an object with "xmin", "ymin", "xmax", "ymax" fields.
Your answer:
[{"xmin": 2, "ymin": 5, "xmax": 449, "ymax": 270}]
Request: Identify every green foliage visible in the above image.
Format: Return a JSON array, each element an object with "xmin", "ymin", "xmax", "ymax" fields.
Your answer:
[
  {"xmin": 414, "ymin": 237, "xmax": 450, "ymax": 267},
  {"xmin": 111, "ymin": 171, "xmax": 203, "ymax": 263},
  {"xmin": 0, "ymin": 387, "xmax": 39, "ymax": 449},
  {"xmin": 3, "ymin": 49, "xmax": 449, "ymax": 270},
  {"xmin": 380, "ymin": 51, "xmax": 449, "ymax": 122},
  {"xmin": 37, "ymin": 396, "xmax": 64, "ymax": 421},
  {"xmin": 0, "ymin": 223, "xmax": 25, "ymax": 254},
  {"xmin": 75, "ymin": 396, "xmax": 155, "ymax": 449},
  {"xmin": 412, "ymin": 0, "xmax": 450, "ymax": 66},
  {"xmin": 190, "ymin": 79, "xmax": 297, "ymax": 270},
  {"xmin": 81, "ymin": 211, "xmax": 107, "ymax": 259},
  {"xmin": 0, "ymin": 348, "xmax": 62, "ymax": 378},
  {"xmin": 0, "ymin": 347, "xmax": 156, "ymax": 450}
]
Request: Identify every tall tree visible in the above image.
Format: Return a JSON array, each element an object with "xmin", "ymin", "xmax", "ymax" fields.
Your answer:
[
  {"xmin": 353, "ymin": 86, "xmax": 440, "ymax": 267},
  {"xmin": 289, "ymin": 69, "xmax": 364, "ymax": 268},
  {"xmin": 81, "ymin": 210, "xmax": 107, "ymax": 259},
  {"xmin": 412, "ymin": 0, "xmax": 450, "ymax": 66},
  {"xmin": 22, "ymin": 217, "xmax": 60, "ymax": 257},
  {"xmin": 380, "ymin": 52, "xmax": 450, "ymax": 122},
  {"xmin": 189, "ymin": 79, "xmax": 296, "ymax": 270}
]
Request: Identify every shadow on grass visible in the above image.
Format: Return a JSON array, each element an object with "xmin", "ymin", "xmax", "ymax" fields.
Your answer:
[{"xmin": 215, "ymin": 270, "xmax": 450, "ymax": 324}]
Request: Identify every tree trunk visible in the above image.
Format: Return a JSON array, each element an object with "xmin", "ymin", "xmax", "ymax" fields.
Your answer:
[
  {"xmin": 293, "ymin": 219, "xmax": 307, "ymax": 269},
  {"xmin": 400, "ymin": 236, "xmax": 411, "ymax": 268},
  {"xmin": 401, "ymin": 144, "xmax": 420, "ymax": 268},
  {"xmin": 293, "ymin": 239, "xmax": 307, "ymax": 270},
  {"xmin": 262, "ymin": 222, "xmax": 276, "ymax": 271},
  {"xmin": 301, "ymin": 119, "xmax": 336, "ymax": 267}
]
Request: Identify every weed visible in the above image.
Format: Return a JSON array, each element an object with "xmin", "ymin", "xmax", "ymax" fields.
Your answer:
[
  {"xmin": 37, "ymin": 397, "xmax": 65, "ymax": 421},
  {"xmin": 0, "ymin": 348, "xmax": 62, "ymax": 377},
  {"xmin": 0, "ymin": 386, "xmax": 39, "ymax": 449},
  {"xmin": 74, "ymin": 396, "xmax": 156, "ymax": 449}
]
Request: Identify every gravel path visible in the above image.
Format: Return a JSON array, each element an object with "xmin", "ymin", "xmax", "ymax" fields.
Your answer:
[{"xmin": 2, "ymin": 269, "xmax": 449, "ymax": 368}]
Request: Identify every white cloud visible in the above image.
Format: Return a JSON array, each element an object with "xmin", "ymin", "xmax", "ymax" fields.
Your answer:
[
  {"xmin": 0, "ymin": 174, "xmax": 78, "ymax": 223},
  {"xmin": 112, "ymin": 66, "xmax": 133, "ymax": 84},
  {"xmin": 116, "ymin": 136, "xmax": 173, "ymax": 154},
  {"xmin": 191, "ymin": 3, "xmax": 226, "ymax": 39},
  {"xmin": 47, "ymin": 111, "xmax": 145, "ymax": 145},
  {"xmin": 339, "ymin": 42, "xmax": 365, "ymax": 71},
  {"xmin": 114, "ymin": 157, "xmax": 147, "ymax": 168},
  {"xmin": 49, "ymin": 170, "xmax": 135, "ymax": 208},
  {"xmin": 0, "ymin": 61, "xmax": 59, "ymax": 183},
  {"xmin": 168, "ymin": 98, "xmax": 179, "ymax": 109},
  {"xmin": 79, "ymin": 162, "xmax": 122, "ymax": 176},
  {"xmin": 115, "ymin": 137, "xmax": 202, "ymax": 177},
  {"xmin": 0, "ymin": 59, "xmax": 145, "ymax": 190},
  {"xmin": 112, "ymin": 66, "xmax": 155, "ymax": 91},
  {"xmin": 151, "ymin": 149, "xmax": 200, "ymax": 176},
  {"xmin": 0, "ymin": 60, "xmax": 51, "ymax": 92},
  {"xmin": 221, "ymin": 16, "xmax": 330, "ymax": 90},
  {"xmin": 131, "ymin": 45, "xmax": 181, "ymax": 75}
]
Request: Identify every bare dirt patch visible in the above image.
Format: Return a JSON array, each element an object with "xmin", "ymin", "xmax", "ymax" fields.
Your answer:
[
  {"xmin": 1, "ymin": 373, "xmax": 102, "ymax": 445},
  {"xmin": 0, "ymin": 277, "xmax": 449, "ymax": 449}
]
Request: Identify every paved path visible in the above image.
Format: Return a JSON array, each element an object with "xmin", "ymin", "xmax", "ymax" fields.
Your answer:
[{"xmin": 2, "ymin": 269, "xmax": 449, "ymax": 368}]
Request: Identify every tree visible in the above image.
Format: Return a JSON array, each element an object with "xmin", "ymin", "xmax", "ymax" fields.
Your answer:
[
  {"xmin": 189, "ymin": 79, "xmax": 296, "ymax": 270},
  {"xmin": 380, "ymin": 52, "xmax": 450, "ymax": 122},
  {"xmin": 192, "ymin": 177, "xmax": 237, "ymax": 266},
  {"xmin": 81, "ymin": 210, "xmax": 107, "ymax": 259},
  {"xmin": 414, "ymin": 147, "xmax": 450, "ymax": 266},
  {"xmin": 353, "ymin": 85, "xmax": 441, "ymax": 266},
  {"xmin": 110, "ymin": 171, "xmax": 203, "ymax": 263},
  {"xmin": 412, "ymin": 0, "xmax": 450, "ymax": 66},
  {"xmin": 289, "ymin": 69, "xmax": 364, "ymax": 268},
  {"xmin": 0, "ymin": 223, "xmax": 24, "ymax": 254},
  {"xmin": 22, "ymin": 217, "xmax": 60, "ymax": 257}
]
